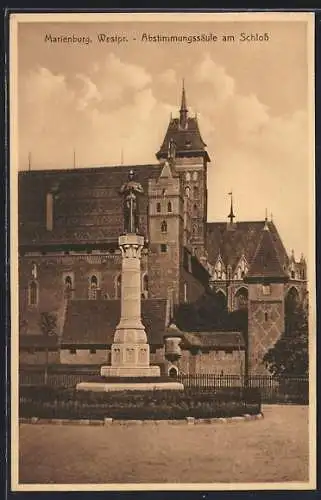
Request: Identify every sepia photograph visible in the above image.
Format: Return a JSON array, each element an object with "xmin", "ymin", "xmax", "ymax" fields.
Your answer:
[{"xmin": 10, "ymin": 11, "xmax": 316, "ymax": 491}]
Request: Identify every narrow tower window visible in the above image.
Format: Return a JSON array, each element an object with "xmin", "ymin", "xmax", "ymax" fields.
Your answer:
[
  {"xmin": 156, "ymin": 202, "xmax": 161, "ymax": 213},
  {"xmin": 89, "ymin": 275, "xmax": 99, "ymax": 300},
  {"xmin": 28, "ymin": 281, "xmax": 38, "ymax": 306},
  {"xmin": 167, "ymin": 201, "xmax": 172, "ymax": 213},
  {"xmin": 64, "ymin": 275, "xmax": 73, "ymax": 300},
  {"xmin": 161, "ymin": 220, "xmax": 167, "ymax": 233}
]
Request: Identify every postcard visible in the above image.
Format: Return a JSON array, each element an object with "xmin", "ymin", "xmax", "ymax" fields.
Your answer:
[{"xmin": 9, "ymin": 11, "xmax": 316, "ymax": 492}]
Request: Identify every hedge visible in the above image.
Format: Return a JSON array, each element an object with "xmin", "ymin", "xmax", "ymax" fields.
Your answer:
[{"xmin": 19, "ymin": 386, "xmax": 261, "ymax": 420}]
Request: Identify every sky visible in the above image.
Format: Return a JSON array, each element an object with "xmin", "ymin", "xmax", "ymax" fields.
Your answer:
[{"xmin": 16, "ymin": 17, "xmax": 313, "ymax": 259}]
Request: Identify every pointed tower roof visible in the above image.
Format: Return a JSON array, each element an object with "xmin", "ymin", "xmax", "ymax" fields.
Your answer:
[
  {"xmin": 156, "ymin": 83, "xmax": 210, "ymax": 162},
  {"xmin": 245, "ymin": 222, "xmax": 288, "ymax": 282},
  {"xmin": 181, "ymin": 79, "xmax": 187, "ymax": 110},
  {"xmin": 228, "ymin": 191, "xmax": 235, "ymax": 224}
]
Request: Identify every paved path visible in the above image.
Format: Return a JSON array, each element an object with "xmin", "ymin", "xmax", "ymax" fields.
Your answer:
[{"xmin": 18, "ymin": 405, "xmax": 309, "ymax": 485}]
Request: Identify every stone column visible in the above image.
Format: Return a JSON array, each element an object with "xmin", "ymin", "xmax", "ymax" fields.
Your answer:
[{"xmin": 101, "ymin": 233, "xmax": 160, "ymax": 377}]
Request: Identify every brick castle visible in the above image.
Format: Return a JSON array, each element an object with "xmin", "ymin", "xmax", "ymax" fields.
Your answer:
[{"xmin": 18, "ymin": 84, "xmax": 308, "ymax": 376}]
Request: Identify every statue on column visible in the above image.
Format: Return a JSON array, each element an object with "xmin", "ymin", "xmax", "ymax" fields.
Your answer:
[{"xmin": 119, "ymin": 169, "xmax": 144, "ymax": 234}]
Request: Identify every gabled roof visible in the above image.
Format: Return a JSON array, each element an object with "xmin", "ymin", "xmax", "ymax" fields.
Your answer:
[
  {"xmin": 246, "ymin": 224, "xmax": 289, "ymax": 281},
  {"xmin": 61, "ymin": 299, "xmax": 168, "ymax": 346},
  {"xmin": 19, "ymin": 164, "xmax": 161, "ymax": 247},
  {"xmin": 206, "ymin": 220, "xmax": 289, "ymax": 272},
  {"xmin": 156, "ymin": 117, "xmax": 210, "ymax": 161}
]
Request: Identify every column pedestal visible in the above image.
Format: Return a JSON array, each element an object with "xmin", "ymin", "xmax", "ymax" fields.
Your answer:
[{"xmin": 100, "ymin": 233, "xmax": 160, "ymax": 378}]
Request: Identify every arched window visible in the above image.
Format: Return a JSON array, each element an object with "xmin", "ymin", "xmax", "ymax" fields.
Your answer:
[
  {"xmin": 234, "ymin": 287, "xmax": 248, "ymax": 310},
  {"xmin": 28, "ymin": 281, "xmax": 38, "ymax": 306},
  {"xmin": 216, "ymin": 290, "xmax": 227, "ymax": 310},
  {"xmin": 64, "ymin": 275, "xmax": 74, "ymax": 300},
  {"xmin": 193, "ymin": 186, "xmax": 199, "ymax": 198},
  {"xmin": 264, "ymin": 312, "xmax": 269, "ymax": 322},
  {"xmin": 192, "ymin": 171, "xmax": 198, "ymax": 181},
  {"xmin": 142, "ymin": 274, "xmax": 149, "ymax": 299},
  {"xmin": 193, "ymin": 203, "xmax": 198, "ymax": 216},
  {"xmin": 161, "ymin": 220, "xmax": 167, "ymax": 233},
  {"xmin": 162, "ymin": 189, "xmax": 167, "ymax": 197},
  {"xmin": 89, "ymin": 275, "xmax": 99, "ymax": 300},
  {"xmin": 185, "ymin": 186, "xmax": 190, "ymax": 198},
  {"xmin": 156, "ymin": 202, "xmax": 161, "ymax": 213},
  {"xmin": 115, "ymin": 274, "xmax": 122, "ymax": 299},
  {"xmin": 291, "ymin": 270, "xmax": 295, "ymax": 279},
  {"xmin": 192, "ymin": 224, "xmax": 197, "ymax": 235},
  {"xmin": 186, "ymin": 172, "xmax": 191, "ymax": 182},
  {"xmin": 167, "ymin": 201, "xmax": 172, "ymax": 213}
]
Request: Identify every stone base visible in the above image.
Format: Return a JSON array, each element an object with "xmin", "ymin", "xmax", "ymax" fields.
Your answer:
[
  {"xmin": 100, "ymin": 365, "xmax": 160, "ymax": 378},
  {"xmin": 76, "ymin": 381, "xmax": 184, "ymax": 392}
]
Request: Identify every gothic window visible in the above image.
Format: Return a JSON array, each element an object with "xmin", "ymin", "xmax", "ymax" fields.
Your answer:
[
  {"xmin": 46, "ymin": 192, "xmax": 54, "ymax": 231},
  {"xmin": 264, "ymin": 312, "xmax": 269, "ymax": 322},
  {"xmin": 64, "ymin": 275, "xmax": 74, "ymax": 300},
  {"xmin": 185, "ymin": 186, "xmax": 190, "ymax": 198},
  {"xmin": 161, "ymin": 220, "xmax": 167, "ymax": 233},
  {"xmin": 291, "ymin": 270, "xmax": 295, "ymax": 279},
  {"xmin": 142, "ymin": 274, "xmax": 149, "ymax": 299},
  {"xmin": 167, "ymin": 201, "xmax": 172, "ymax": 213},
  {"xmin": 162, "ymin": 189, "xmax": 167, "ymax": 197},
  {"xmin": 160, "ymin": 244, "xmax": 167, "ymax": 253},
  {"xmin": 234, "ymin": 287, "xmax": 248, "ymax": 310},
  {"xmin": 192, "ymin": 172, "xmax": 198, "ymax": 181},
  {"xmin": 192, "ymin": 224, "xmax": 197, "ymax": 235},
  {"xmin": 28, "ymin": 281, "xmax": 38, "ymax": 306},
  {"xmin": 193, "ymin": 186, "xmax": 199, "ymax": 198},
  {"xmin": 186, "ymin": 172, "xmax": 191, "ymax": 182},
  {"xmin": 89, "ymin": 275, "xmax": 99, "ymax": 300},
  {"xmin": 156, "ymin": 202, "xmax": 161, "ymax": 213},
  {"xmin": 115, "ymin": 274, "xmax": 122, "ymax": 299},
  {"xmin": 193, "ymin": 204, "xmax": 198, "ymax": 216}
]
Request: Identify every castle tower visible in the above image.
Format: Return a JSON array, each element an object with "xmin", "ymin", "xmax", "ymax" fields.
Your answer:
[
  {"xmin": 244, "ymin": 219, "xmax": 289, "ymax": 374},
  {"xmin": 156, "ymin": 82, "xmax": 211, "ymax": 259},
  {"xmin": 147, "ymin": 159, "xmax": 184, "ymax": 304}
]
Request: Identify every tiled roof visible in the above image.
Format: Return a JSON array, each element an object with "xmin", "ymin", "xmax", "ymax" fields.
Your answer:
[
  {"xmin": 19, "ymin": 164, "xmax": 161, "ymax": 247},
  {"xmin": 61, "ymin": 299, "xmax": 168, "ymax": 346},
  {"xmin": 246, "ymin": 225, "xmax": 289, "ymax": 281},
  {"xmin": 206, "ymin": 220, "xmax": 289, "ymax": 271},
  {"xmin": 156, "ymin": 117, "xmax": 210, "ymax": 161},
  {"xmin": 182, "ymin": 331, "xmax": 245, "ymax": 349},
  {"xmin": 19, "ymin": 334, "xmax": 59, "ymax": 349}
]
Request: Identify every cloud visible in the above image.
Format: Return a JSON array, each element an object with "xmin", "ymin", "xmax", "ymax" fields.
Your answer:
[
  {"xmin": 158, "ymin": 68, "xmax": 177, "ymax": 85},
  {"xmin": 18, "ymin": 52, "xmax": 310, "ymax": 256}
]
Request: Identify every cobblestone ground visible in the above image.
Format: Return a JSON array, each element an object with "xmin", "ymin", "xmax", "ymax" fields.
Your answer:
[{"xmin": 17, "ymin": 405, "xmax": 310, "ymax": 485}]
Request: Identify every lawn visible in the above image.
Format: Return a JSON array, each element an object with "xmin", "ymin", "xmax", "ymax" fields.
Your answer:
[{"xmin": 18, "ymin": 405, "xmax": 310, "ymax": 485}]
